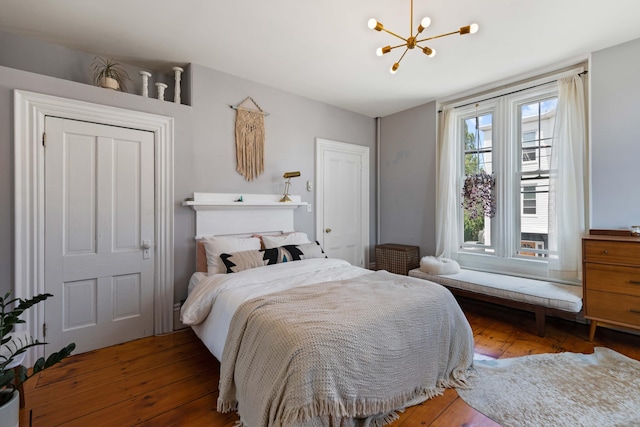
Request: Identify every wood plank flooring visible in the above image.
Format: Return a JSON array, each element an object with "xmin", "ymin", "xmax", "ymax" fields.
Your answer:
[{"xmin": 19, "ymin": 298, "xmax": 640, "ymax": 426}]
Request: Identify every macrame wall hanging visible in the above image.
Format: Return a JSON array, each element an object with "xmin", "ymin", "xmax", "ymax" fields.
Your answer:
[{"xmin": 232, "ymin": 97, "xmax": 269, "ymax": 181}]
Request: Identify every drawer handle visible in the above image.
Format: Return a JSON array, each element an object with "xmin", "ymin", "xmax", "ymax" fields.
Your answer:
[
  {"xmin": 631, "ymin": 309, "xmax": 640, "ymax": 314},
  {"xmin": 630, "ymin": 280, "xmax": 640, "ymax": 285},
  {"xmin": 602, "ymin": 250, "xmax": 608, "ymax": 255}
]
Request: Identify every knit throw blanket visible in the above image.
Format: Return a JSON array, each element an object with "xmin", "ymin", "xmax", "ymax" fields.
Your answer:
[{"xmin": 217, "ymin": 270, "xmax": 474, "ymax": 427}]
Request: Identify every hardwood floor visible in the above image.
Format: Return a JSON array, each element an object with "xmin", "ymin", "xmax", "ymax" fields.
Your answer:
[{"xmin": 19, "ymin": 298, "xmax": 640, "ymax": 426}]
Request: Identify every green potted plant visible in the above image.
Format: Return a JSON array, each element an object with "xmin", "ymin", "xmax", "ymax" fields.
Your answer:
[
  {"xmin": 0, "ymin": 292, "xmax": 75, "ymax": 426},
  {"xmin": 91, "ymin": 56, "xmax": 131, "ymax": 92}
]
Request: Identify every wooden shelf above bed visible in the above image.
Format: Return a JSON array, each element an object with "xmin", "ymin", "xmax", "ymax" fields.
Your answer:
[{"xmin": 182, "ymin": 192, "xmax": 308, "ymax": 210}]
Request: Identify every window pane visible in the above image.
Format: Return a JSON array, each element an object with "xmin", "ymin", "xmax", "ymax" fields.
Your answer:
[
  {"xmin": 518, "ymin": 98, "xmax": 556, "ymax": 258},
  {"xmin": 462, "ymin": 113, "xmax": 493, "ymax": 252},
  {"xmin": 522, "ymin": 185, "xmax": 536, "ymax": 214}
]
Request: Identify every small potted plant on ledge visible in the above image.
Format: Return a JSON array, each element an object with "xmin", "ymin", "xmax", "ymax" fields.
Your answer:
[
  {"xmin": 0, "ymin": 292, "xmax": 75, "ymax": 427},
  {"xmin": 91, "ymin": 56, "xmax": 131, "ymax": 92}
]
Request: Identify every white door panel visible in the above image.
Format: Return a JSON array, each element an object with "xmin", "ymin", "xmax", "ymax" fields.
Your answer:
[
  {"xmin": 316, "ymin": 139, "xmax": 369, "ymax": 268},
  {"xmin": 323, "ymin": 151, "xmax": 362, "ymax": 264},
  {"xmin": 45, "ymin": 117, "xmax": 155, "ymax": 355}
]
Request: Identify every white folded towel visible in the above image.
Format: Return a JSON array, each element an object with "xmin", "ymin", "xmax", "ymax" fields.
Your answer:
[{"xmin": 419, "ymin": 256, "xmax": 461, "ymax": 275}]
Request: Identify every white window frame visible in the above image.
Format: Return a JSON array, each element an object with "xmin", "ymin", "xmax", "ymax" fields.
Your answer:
[{"xmin": 454, "ymin": 83, "xmax": 559, "ymax": 279}]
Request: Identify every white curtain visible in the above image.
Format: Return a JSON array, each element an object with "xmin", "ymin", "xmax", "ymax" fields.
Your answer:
[
  {"xmin": 435, "ymin": 106, "xmax": 460, "ymax": 259},
  {"xmin": 548, "ymin": 74, "xmax": 587, "ymax": 280}
]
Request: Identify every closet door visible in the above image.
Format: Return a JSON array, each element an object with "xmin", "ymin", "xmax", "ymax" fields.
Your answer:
[{"xmin": 44, "ymin": 117, "xmax": 155, "ymax": 355}]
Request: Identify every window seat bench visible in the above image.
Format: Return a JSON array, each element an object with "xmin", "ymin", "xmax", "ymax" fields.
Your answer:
[{"xmin": 408, "ymin": 268, "xmax": 583, "ymax": 336}]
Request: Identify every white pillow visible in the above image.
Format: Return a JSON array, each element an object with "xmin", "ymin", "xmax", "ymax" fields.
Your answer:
[
  {"xmin": 262, "ymin": 232, "xmax": 310, "ymax": 249},
  {"xmin": 203, "ymin": 236, "xmax": 261, "ymax": 274},
  {"xmin": 419, "ymin": 256, "xmax": 461, "ymax": 275}
]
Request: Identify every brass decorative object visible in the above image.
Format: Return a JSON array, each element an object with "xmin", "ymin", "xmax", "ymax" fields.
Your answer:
[{"xmin": 280, "ymin": 171, "xmax": 300, "ymax": 202}]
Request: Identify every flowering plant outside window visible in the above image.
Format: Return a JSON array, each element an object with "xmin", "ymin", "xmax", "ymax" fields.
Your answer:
[{"xmin": 462, "ymin": 171, "xmax": 496, "ymax": 220}]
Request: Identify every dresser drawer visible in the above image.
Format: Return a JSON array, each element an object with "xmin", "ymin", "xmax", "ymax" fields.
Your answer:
[
  {"xmin": 583, "ymin": 239, "xmax": 640, "ymax": 266},
  {"xmin": 586, "ymin": 290, "xmax": 640, "ymax": 327},
  {"xmin": 584, "ymin": 263, "xmax": 640, "ymax": 297}
]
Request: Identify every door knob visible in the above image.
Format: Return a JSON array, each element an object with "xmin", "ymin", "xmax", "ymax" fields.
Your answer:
[
  {"xmin": 325, "ymin": 228, "xmax": 332, "ymax": 233},
  {"xmin": 142, "ymin": 240, "xmax": 152, "ymax": 249}
]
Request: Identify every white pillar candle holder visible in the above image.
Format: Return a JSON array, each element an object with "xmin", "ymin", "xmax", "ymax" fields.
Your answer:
[
  {"xmin": 155, "ymin": 82, "xmax": 168, "ymax": 101},
  {"xmin": 172, "ymin": 66, "xmax": 184, "ymax": 104},
  {"xmin": 139, "ymin": 71, "xmax": 152, "ymax": 97}
]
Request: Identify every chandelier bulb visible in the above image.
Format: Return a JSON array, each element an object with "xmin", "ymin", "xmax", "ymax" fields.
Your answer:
[
  {"xmin": 422, "ymin": 47, "xmax": 436, "ymax": 57},
  {"xmin": 470, "ymin": 23, "xmax": 479, "ymax": 34},
  {"xmin": 390, "ymin": 63, "xmax": 399, "ymax": 74},
  {"xmin": 376, "ymin": 46, "xmax": 391, "ymax": 56},
  {"xmin": 418, "ymin": 17, "xmax": 431, "ymax": 33},
  {"xmin": 368, "ymin": 18, "xmax": 383, "ymax": 31}
]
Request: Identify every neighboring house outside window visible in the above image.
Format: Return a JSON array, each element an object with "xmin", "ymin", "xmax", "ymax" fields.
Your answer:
[{"xmin": 455, "ymin": 84, "xmax": 559, "ymax": 277}]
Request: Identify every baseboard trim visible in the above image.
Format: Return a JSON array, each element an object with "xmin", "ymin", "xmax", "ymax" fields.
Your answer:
[{"xmin": 173, "ymin": 303, "xmax": 188, "ymax": 331}]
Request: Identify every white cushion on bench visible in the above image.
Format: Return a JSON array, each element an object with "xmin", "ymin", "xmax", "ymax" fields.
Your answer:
[{"xmin": 408, "ymin": 268, "xmax": 582, "ymax": 313}]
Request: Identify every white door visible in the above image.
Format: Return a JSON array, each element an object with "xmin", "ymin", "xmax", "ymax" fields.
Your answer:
[
  {"xmin": 44, "ymin": 117, "xmax": 155, "ymax": 355},
  {"xmin": 316, "ymin": 139, "xmax": 369, "ymax": 267}
]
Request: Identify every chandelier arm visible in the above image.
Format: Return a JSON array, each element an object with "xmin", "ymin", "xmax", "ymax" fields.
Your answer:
[
  {"xmin": 380, "ymin": 27, "xmax": 408, "ymax": 42},
  {"xmin": 396, "ymin": 47, "xmax": 410, "ymax": 65},
  {"xmin": 416, "ymin": 30, "xmax": 460, "ymax": 44},
  {"xmin": 389, "ymin": 42, "xmax": 409, "ymax": 51}
]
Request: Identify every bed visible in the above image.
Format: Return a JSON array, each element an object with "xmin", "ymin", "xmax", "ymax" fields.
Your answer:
[{"xmin": 180, "ymin": 193, "xmax": 474, "ymax": 427}]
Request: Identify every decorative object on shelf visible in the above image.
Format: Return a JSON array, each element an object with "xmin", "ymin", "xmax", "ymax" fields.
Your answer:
[
  {"xmin": 231, "ymin": 97, "xmax": 269, "ymax": 181},
  {"xmin": 172, "ymin": 66, "xmax": 184, "ymax": 104},
  {"xmin": 0, "ymin": 292, "xmax": 75, "ymax": 419},
  {"xmin": 632, "ymin": 225, "xmax": 640, "ymax": 236},
  {"xmin": 91, "ymin": 57, "xmax": 132, "ymax": 91},
  {"xmin": 368, "ymin": 0, "xmax": 478, "ymax": 74},
  {"xmin": 139, "ymin": 71, "xmax": 152, "ymax": 97},
  {"xmin": 280, "ymin": 171, "xmax": 301, "ymax": 202},
  {"xmin": 462, "ymin": 107, "xmax": 495, "ymax": 220},
  {"xmin": 155, "ymin": 82, "xmax": 168, "ymax": 100}
]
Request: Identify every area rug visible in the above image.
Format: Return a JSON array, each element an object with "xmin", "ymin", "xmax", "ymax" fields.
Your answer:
[{"xmin": 457, "ymin": 347, "xmax": 640, "ymax": 427}]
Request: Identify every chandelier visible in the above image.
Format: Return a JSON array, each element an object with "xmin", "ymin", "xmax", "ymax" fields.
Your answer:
[{"xmin": 368, "ymin": 0, "xmax": 478, "ymax": 74}]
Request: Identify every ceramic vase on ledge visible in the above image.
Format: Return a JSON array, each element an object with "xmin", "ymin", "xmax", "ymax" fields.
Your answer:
[
  {"xmin": 139, "ymin": 71, "xmax": 152, "ymax": 97},
  {"xmin": 155, "ymin": 82, "xmax": 168, "ymax": 101},
  {"xmin": 100, "ymin": 76, "xmax": 119, "ymax": 91},
  {"xmin": 172, "ymin": 66, "xmax": 184, "ymax": 104}
]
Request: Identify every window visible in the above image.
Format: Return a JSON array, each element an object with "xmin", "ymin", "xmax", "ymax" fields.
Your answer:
[
  {"xmin": 455, "ymin": 83, "xmax": 559, "ymax": 275},
  {"xmin": 522, "ymin": 131, "xmax": 536, "ymax": 162},
  {"xmin": 522, "ymin": 185, "xmax": 536, "ymax": 215}
]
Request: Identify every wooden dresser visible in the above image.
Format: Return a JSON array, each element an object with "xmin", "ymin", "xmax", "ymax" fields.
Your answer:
[{"xmin": 582, "ymin": 232, "xmax": 640, "ymax": 340}]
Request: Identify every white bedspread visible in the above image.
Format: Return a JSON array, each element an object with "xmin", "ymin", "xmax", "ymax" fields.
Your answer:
[
  {"xmin": 216, "ymin": 269, "xmax": 474, "ymax": 426},
  {"xmin": 181, "ymin": 258, "xmax": 369, "ymax": 360}
]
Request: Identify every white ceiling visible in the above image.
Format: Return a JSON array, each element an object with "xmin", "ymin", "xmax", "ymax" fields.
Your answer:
[{"xmin": 1, "ymin": 0, "xmax": 639, "ymax": 117}]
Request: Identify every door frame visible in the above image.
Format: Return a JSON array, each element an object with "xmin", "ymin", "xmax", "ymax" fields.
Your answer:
[
  {"xmin": 315, "ymin": 138, "xmax": 370, "ymax": 267},
  {"xmin": 14, "ymin": 90, "xmax": 174, "ymax": 363}
]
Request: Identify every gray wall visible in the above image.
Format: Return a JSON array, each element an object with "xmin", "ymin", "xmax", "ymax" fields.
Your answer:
[
  {"xmin": 379, "ymin": 102, "xmax": 437, "ymax": 259},
  {"xmin": 0, "ymin": 33, "xmax": 376, "ymax": 303},
  {"xmin": 590, "ymin": 37, "xmax": 640, "ymax": 229}
]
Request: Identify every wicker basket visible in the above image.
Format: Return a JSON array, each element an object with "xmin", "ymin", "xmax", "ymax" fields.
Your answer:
[{"xmin": 375, "ymin": 243, "xmax": 420, "ymax": 276}]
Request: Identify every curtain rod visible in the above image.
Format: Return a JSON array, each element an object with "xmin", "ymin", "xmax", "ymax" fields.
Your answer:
[{"xmin": 438, "ymin": 70, "xmax": 588, "ymax": 113}]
